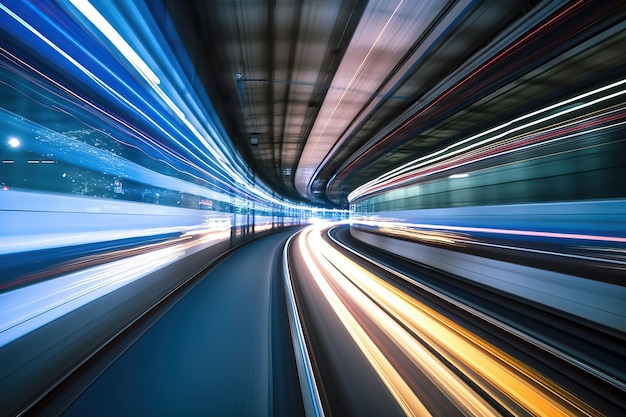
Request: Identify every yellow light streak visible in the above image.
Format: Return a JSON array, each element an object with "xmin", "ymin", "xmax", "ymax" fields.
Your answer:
[
  {"xmin": 299, "ymin": 224, "xmax": 601, "ymax": 416},
  {"xmin": 298, "ymin": 227, "xmax": 433, "ymax": 417},
  {"xmin": 378, "ymin": 225, "xmax": 462, "ymax": 245}
]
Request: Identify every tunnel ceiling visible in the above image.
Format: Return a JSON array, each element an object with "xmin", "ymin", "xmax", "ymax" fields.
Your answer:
[{"xmin": 159, "ymin": 0, "xmax": 626, "ymax": 207}]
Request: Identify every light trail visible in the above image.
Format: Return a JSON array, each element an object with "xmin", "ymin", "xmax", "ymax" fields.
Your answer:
[
  {"xmin": 0, "ymin": 227, "xmax": 230, "ymax": 348},
  {"xmin": 329, "ymin": 227, "xmax": 626, "ymax": 392},
  {"xmin": 0, "ymin": 1, "xmax": 315, "ymax": 213},
  {"xmin": 295, "ymin": 224, "xmax": 601, "ymax": 416},
  {"xmin": 298, "ymin": 226, "xmax": 436, "ymax": 417},
  {"xmin": 348, "ymin": 80, "xmax": 626, "ymax": 202},
  {"xmin": 340, "ymin": 0, "xmax": 625, "ymax": 196},
  {"xmin": 365, "ymin": 108, "xmax": 626, "ymax": 196},
  {"xmin": 355, "ymin": 219, "xmax": 626, "ymax": 245},
  {"xmin": 68, "ymin": 0, "xmax": 161, "ymax": 85}
]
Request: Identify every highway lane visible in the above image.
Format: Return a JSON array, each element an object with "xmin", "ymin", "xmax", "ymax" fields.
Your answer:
[
  {"xmin": 22, "ymin": 222, "xmax": 625, "ymax": 416},
  {"xmin": 289, "ymin": 225, "xmax": 497, "ymax": 416},
  {"xmin": 56, "ymin": 228, "xmax": 304, "ymax": 417},
  {"xmin": 287, "ymin": 232, "xmax": 407, "ymax": 417},
  {"xmin": 287, "ymin": 224, "xmax": 625, "ymax": 416}
]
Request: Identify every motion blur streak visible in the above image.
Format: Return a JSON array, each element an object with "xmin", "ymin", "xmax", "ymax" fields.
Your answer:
[
  {"xmin": 297, "ymin": 224, "xmax": 600, "ymax": 416},
  {"xmin": 298, "ymin": 226, "xmax": 434, "ymax": 417},
  {"xmin": 348, "ymin": 79, "xmax": 626, "ymax": 201},
  {"xmin": 359, "ymin": 220, "xmax": 626, "ymax": 245},
  {"xmin": 68, "ymin": 0, "xmax": 161, "ymax": 85},
  {"xmin": 0, "ymin": 228, "xmax": 229, "ymax": 348}
]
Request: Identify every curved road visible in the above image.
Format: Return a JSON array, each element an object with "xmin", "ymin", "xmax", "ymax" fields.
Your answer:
[
  {"xmin": 59, "ymin": 229, "xmax": 303, "ymax": 417},
  {"xmin": 24, "ymin": 223, "xmax": 625, "ymax": 416},
  {"xmin": 287, "ymin": 224, "xmax": 626, "ymax": 416}
]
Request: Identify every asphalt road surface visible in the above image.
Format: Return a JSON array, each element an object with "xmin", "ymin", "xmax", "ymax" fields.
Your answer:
[{"xmin": 61, "ymin": 229, "xmax": 303, "ymax": 417}]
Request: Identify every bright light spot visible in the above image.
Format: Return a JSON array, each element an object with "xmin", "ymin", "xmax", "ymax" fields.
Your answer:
[
  {"xmin": 8, "ymin": 137, "xmax": 20, "ymax": 148},
  {"xmin": 307, "ymin": 217, "xmax": 330, "ymax": 224},
  {"xmin": 449, "ymin": 173, "xmax": 468, "ymax": 179}
]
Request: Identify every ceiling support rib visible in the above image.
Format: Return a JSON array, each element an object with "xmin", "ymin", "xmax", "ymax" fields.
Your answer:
[
  {"xmin": 278, "ymin": 0, "xmax": 304, "ymax": 187},
  {"xmin": 267, "ymin": 0, "xmax": 277, "ymax": 176}
]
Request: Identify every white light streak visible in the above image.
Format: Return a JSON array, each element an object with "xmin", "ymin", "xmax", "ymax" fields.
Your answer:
[
  {"xmin": 0, "ymin": 2, "xmax": 319, "ymax": 215},
  {"xmin": 0, "ymin": 246, "xmax": 182, "ymax": 347},
  {"xmin": 69, "ymin": 0, "xmax": 161, "ymax": 85},
  {"xmin": 348, "ymin": 79, "xmax": 626, "ymax": 201}
]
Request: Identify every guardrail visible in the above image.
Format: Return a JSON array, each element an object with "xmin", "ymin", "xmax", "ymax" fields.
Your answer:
[{"xmin": 282, "ymin": 233, "xmax": 325, "ymax": 417}]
